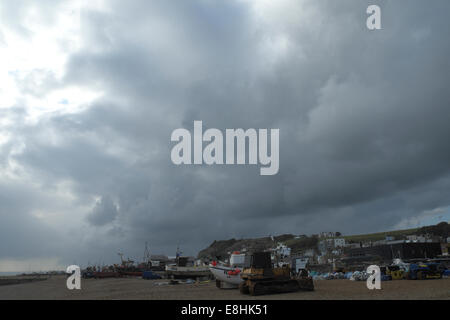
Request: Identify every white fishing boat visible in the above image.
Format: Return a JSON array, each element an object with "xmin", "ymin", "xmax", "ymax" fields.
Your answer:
[{"xmin": 209, "ymin": 252, "xmax": 247, "ymax": 289}]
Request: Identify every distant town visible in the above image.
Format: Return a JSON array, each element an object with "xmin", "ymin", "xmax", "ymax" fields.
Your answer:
[{"xmin": 196, "ymin": 221, "xmax": 450, "ymax": 271}]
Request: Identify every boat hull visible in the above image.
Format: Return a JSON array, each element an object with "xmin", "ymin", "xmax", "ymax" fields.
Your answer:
[
  {"xmin": 165, "ymin": 266, "xmax": 211, "ymax": 279},
  {"xmin": 209, "ymin": 265, "xmax": 243, "ymax": 286}
]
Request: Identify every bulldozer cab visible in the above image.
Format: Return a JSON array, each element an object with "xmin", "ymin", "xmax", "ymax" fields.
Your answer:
[
  {"xmin": 249, "ymin": 252, "xmax": 274, "ymax": 277},
  {"xmin": 250, "ymin": 252, "xmax": 272, "ymax": 268}
]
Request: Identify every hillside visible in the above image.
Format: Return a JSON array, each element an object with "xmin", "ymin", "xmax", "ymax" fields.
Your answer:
[
  {"xmin": 342, "ymin": 221, "xmax": 449, "ymax": 243},
  {"xmin": 342, "ymin": 227, "xmax": 419, "ymax": 243},
  {"xmin": 416, "ymin": 222, "xmax": 450, "ymax": 238},
  {"xmin": 197, "ymin": 222, "xmax": 449, "ymax": 259}
]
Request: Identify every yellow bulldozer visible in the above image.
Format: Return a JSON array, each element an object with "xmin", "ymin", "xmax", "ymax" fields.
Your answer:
[
  {"xmin": 385, "ymin": 265, "xmax": 405, "ymax": 280},
  {"xmin": 239, "ymin": 252, "xmax": 314, "ymax": 296}
]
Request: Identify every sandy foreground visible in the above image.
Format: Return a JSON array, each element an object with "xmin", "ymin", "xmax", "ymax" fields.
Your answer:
[{"xmin": 0, "ymin": 275, "xmax": 449, "ymax": 300}]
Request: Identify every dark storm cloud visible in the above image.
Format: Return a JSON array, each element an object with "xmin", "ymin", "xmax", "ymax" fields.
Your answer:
[{"xmin": 2, "ymin": 0, "xmax": 450, "ymax": 264}]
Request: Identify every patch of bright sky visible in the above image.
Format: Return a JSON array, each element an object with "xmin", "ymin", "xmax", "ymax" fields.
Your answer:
[
  {"xmin": 417, "ymin": 207, "xmax": 450, "ymax": 227},
  {"xmin": 395, "ymin": 206, "xmax": 450, "ymax": 230},
  {"xmin": 0, "ymin": 257, "xmax": 65, "ymax": 272},
  {"xmin": 0, "ymin": 1, "xmax": 105, "ymax": 122},
  {"xmin": 241, "ymin": 0, "xmax": 311, "ymax": 74}
]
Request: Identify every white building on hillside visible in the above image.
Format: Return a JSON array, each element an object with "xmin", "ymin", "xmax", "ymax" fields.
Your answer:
[
  {"xmin": 334, "ymin": 238, "xmax": 346, "ymax": 248},
  {"xmin": 273, "ymin": 243, "xmax": 291, "ymax": 257}
]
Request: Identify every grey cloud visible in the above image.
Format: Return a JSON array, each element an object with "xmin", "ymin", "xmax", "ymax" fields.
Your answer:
[
  {"xmin": 0, "ymin": 178, "xmax": 64, "ymax": 258},
  {"xmin": 87, "ymin": 195, "xmax": 119, "ymax": 226},
  {"xmin": 2, "ymin": 0, "xmax": 450, "ymax": 264}
]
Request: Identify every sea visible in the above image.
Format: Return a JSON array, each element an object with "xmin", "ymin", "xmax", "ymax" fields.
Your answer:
[{"xmin": 0, "ymin": 272, "xmax": 20, "ymax": 276}]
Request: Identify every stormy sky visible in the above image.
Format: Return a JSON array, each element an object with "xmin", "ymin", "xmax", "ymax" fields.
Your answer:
[{"xmin": 1, "ymin": 0, "xmax": 450, "ymax": 271}]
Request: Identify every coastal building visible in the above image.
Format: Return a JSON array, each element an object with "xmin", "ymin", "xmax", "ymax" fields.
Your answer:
[
  {"xmin": 318, "ymin": 238, "xmax": 346, "ymax": 252},
  {"xmin": 346, "ymin": 241, "xmax": 442, "ymax": 261},
  {"xmin": 346, "ymin": 242, "xmax": 361, "ymax": 249},
  {"xmin": 274, "ymin": 243, "xmax": 291, "ymax": 257},
  {"xmin": 334, "ymin": 238, "xmax": 346, "ymax": 248},
  {"xmin": 406, "ymin": 235, "xmax": 427, "ymax": 242},
  {"xmin": 319, "ymin": 232, "xmax": 338, "ymax": 238}
]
